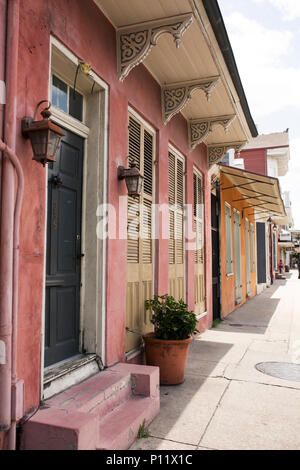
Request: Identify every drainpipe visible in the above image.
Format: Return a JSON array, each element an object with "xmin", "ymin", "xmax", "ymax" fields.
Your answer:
[
  {"xmin": 1, "ymin": 140, "xmax": 24, "ymax": 450},
  {"xmin": 0, "ymin": 0, "xmax": 22, "ymax": 450}
]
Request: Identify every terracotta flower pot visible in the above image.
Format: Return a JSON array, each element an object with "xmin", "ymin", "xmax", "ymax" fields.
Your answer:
[{"xmin": 143, "ymin": 333, "xmax": 192, "ymax": 385}]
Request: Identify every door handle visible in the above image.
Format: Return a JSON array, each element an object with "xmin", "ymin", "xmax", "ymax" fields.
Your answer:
[
  {"xmin": 50, "ymin": 175, "xmax": 63, "ymax": 187},
  {"xmin": 77, "ymin": 253, "xmax": 85, "ymax": 260}
]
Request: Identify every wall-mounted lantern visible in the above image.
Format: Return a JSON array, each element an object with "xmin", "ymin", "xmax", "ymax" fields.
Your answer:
[
  {"xmin": 22, "ymin": 100, "xmax": 65, "ymax": 166},
  {"xmin": 118, "ymin": 159, "xmax": 144, "ymax": 197}
]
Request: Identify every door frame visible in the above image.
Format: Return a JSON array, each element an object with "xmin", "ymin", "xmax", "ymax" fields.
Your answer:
[{"xmin": 40, "ymin": 37, "xmax": 109, "ymax": 397}]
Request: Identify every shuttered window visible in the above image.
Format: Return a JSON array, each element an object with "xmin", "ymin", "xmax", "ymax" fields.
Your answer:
[
  {"xmin": 225, "ymin": 203, "xmax": 233, "ymax": 275},
  {"xmin": 169, "ymin": 151, "xmax": 184, "ymax": 265},
  {"xmin": 127, "ymin": 115, "xmax": 154, "ymax": 264},
  {"xmin": 126, "ymin": 112, "xmax": 155, "ymax": 353},
  {"xmin": 194, "ymin": 169, "xmax": 205, "ymax": 312},
  {"xmin": 193, "ymin": 172, "xmax": 204, "ymax": 265},
  {"xmin": 250, "ymin": 223, "xmax": 255, "ymax": 272}
]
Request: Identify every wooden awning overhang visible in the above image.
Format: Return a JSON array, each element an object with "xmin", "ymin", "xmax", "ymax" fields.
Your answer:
[
  {"xmin": 95, "ymin": 0, "xmax": 257, "ymax": 167},
  {"xmin": 220, "ymin": 164, "xmax": 286, "ymax": 219}
]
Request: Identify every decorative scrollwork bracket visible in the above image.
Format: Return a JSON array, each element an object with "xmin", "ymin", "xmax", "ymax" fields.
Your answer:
[
  {"xmin": 207, "ymin": 141, "xmax": 247, "ymax": 169},
  {"xmin": 162, "ymin": 77, "xmax": 220, "ymax": 125},
  {"xmin": 189, "ymin": 115, "xmax": 236, "ymax": 150},
  {"xmin": 117, "ymin": 14, "xmax": 193, "ymax": 82}
]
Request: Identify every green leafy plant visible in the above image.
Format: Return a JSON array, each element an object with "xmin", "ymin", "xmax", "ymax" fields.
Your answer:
[
  {"xmin": 212, "ymin": 319, "xmax": 222, "ymax": 328},
  {"xmin": 145, "ymin": 294, "xmax": 199, "ymax": 341},
  {"xmin": 137, "ymin": 420, "xmax": 151, "ymax": 439}
]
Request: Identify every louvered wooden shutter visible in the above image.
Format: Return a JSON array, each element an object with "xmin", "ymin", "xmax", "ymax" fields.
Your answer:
[
  {"xmin": 169, "ymin": 152, "xmax": 184, "ymax": 265},
  {"xmin": 143, "ymin": 130, "xmax": 153, "ymax": 196},
  {"xmin": 127, "ymin": 115, "xmax": 154, "ymax": 264},
  {"xmin": 169, "ymin": 152, "xmax": 176, "ymax": 264},
  {"xmin": 194, "ymin": 169, "xmax": 205, "ymax": 312},
  {"xmin": 250, "ymin": 223, "xmax": 255, "ymax": 272},
  {"xmin": 176, "ymin": 158, "xmax": 184, "ymax": 264},
  {"xmin": 142, "ymin": 130, "xmax": 153, "ymax": 264},
  {"xmin": 225, "ymin": 204, "xmax": 233, "ymax": 274},
  {"xmin": 127, "ymin": 117, "xmax": 141, "ymax": 263},
  {"xmin": 127, "ymin": 197, "xmax": 140, "ymax": 263},
  {"xmin": 128, "ymin": 117, "xmax": 141, "ymax": 168},
  {"xmin": 194, "ymin": 172, "xmax": 204, "ymax": 265}
]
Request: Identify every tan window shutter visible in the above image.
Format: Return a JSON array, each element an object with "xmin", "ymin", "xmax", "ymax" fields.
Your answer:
[
  {"xmin": 128, "ymin": 116, "xmax": 141, "ymax": 167},
  {"xmin": 127, "ymin": 116, "xmax": 141, "ymax": 263},
  {"xmin": 126, "ymin": 113, "xmax": 155, "ymax": 353},
  {"xmin": 225, "ymin": 204, "xmax": 233, "ymax": 274},
  {"xmin": 194, "ymin": 172, "xmax": 203, "ymax": 265},
  {"xmin": 143, "ymin": 130, "xmax": 153, "ymax": 196},
  {"xmin": 127, "ymin": 117, "xmax": 154, "ymax": 264},
  {"xmin": 168, "ymin": 152, "xmax": 176, "ymax": 264},
  {"xmin": 169, "ymin": 149, "xmax": 185, "ymax": 301},
  {"xmin": 142, "ymin": 198, "xmax": 152, "ymax": 264},
  {"xmin": 168, "ymin": 151, "xmax": 184, "ymax": 266},
  {"xmin": 194, "ymin": 169, "xmax": 205, "ymax": 313}
]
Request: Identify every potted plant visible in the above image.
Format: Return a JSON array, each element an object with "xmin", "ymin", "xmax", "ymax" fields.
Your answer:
[{"xmin": 143, "ymin": 295, "xmax": 199, "ymax": 385}]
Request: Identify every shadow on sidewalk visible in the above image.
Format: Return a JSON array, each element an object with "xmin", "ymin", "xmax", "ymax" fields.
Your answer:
[
  {"xmin": 213, "ymin": 271, "xmax": 299, "ymax": 335},
  {"xmin": 217, "ymin": 289, "xmax": 281, "ymax": 335},
  {"xmin": 143, "ymin": 339, "xmax": 233, "ymax": 445}
]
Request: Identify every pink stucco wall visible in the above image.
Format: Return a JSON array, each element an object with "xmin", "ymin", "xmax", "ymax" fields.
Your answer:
[{"xmin": 7, "ymin": 0, "xmax": 213, "ymax": 419}]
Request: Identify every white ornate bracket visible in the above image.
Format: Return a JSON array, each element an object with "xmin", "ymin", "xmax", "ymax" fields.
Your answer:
[
  {"xmin": 117, "ymin": 14, "xmax": 193, "ymax": 82},
  {"xmin": 189, "ymin": 115, "xmax": 236, "ymax": 150},
  {"xmin": 162, "ymin": 77, "xmax": 220, "ymax": 124},
  {"xmin": 207, "ymin": 141, "xmax": 247, "ymax": 168}
]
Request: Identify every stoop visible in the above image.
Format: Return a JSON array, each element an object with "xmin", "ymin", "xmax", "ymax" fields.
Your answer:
[{"xmin": 21, "ymin": 363, "xmax": 160, "ymax": 450}]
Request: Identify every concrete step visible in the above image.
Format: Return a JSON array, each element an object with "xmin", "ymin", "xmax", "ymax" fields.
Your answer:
[
  {"xmin": 97, "ymin": 395, "xmax": 159, "ymax": 450},
  {"xmin": 21, "ymin": 363, "xmax": 160, "ymax": 450},
  {"xmin": 46, "ymin": 369, "xmax": 133, "ymax": 419}
]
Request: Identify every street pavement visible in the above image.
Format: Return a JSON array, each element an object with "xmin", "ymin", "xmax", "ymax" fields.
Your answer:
[{"xmin": 130, "ymin": 270, "xmax": 300, "ymax": 450}]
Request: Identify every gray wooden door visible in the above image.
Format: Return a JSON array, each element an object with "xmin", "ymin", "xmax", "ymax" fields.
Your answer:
[
  {"xmin": 256, "ymin": 222, "xmax": 267, "ymax": 284},
  {"xmin": 234, "ymin": 211, "xmax": 242, "ymax": 304},
  {"xmin": 45, "ymin": 129, "xmax": 84, "ymax": 367}
]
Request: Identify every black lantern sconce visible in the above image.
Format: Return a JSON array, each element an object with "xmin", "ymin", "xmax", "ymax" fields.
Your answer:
[
  {"xmin": 118, "ymin": 159, "xmax": 144, "ymax": 197},
  {"xmin": 22, "ymin": 100, "xmax": 65, "ymax": 166}
]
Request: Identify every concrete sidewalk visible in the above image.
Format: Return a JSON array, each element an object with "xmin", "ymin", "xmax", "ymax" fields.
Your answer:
[{"xmin": 131, "ymin": 270, "xmax": 300, "ymax": 451}]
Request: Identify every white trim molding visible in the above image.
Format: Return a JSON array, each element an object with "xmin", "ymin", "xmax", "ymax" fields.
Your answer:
[
  {"xmin": 196, "ymin": 311, "xmax": 208, "ymax": 321},
  {"xmin": 117, "ymin": 14, "xmax": 193, "ymax": 82}
]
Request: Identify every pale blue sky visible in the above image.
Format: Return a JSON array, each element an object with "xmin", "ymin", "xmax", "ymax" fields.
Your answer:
[{"xmin": 219, "ymin": 0, "xmax": 300, "ymax": 228}]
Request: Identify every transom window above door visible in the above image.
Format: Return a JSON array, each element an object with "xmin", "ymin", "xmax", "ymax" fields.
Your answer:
[{"xmin": 51, "ymin": 75, "xmax": 83, "ymax": 122}]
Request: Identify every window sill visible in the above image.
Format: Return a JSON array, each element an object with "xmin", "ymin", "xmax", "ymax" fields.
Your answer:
[{"xmin": 196, "ymin": 311, "xmax": 208, "ymax": 321}]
